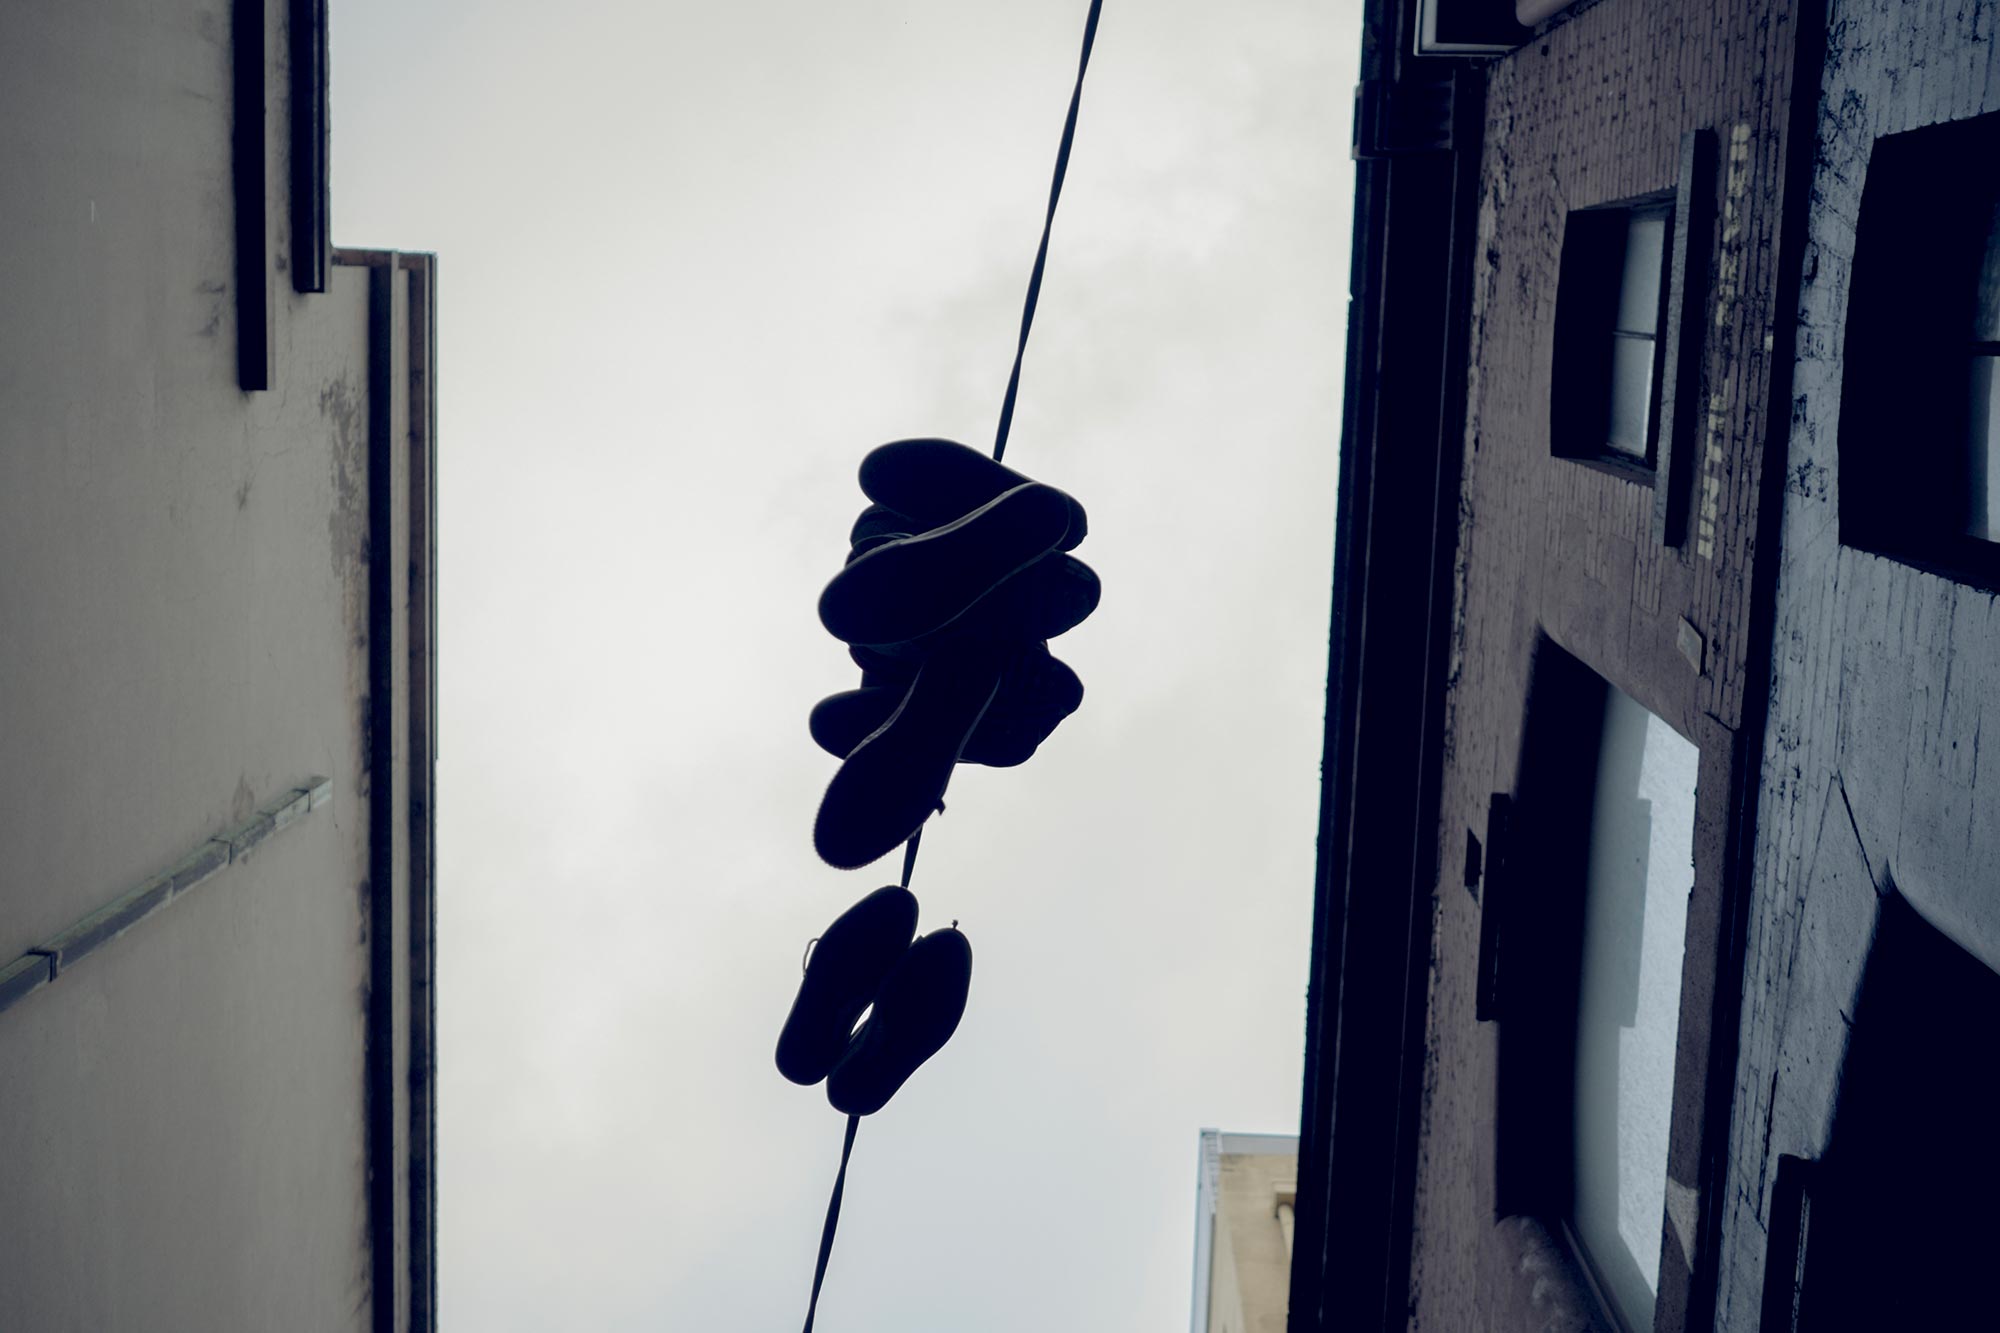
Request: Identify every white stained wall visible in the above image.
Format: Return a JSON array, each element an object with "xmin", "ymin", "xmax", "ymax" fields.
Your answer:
[{"xmin": 0, "ymin": 3, "xmax": 430, "ymax": 1329}]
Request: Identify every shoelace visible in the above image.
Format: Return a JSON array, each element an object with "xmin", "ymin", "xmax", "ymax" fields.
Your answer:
[{"xmin": 800, "ymin": 3, "xmax": 1105, "ymax": 1328}]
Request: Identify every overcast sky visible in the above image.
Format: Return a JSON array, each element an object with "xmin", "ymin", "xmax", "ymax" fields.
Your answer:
[{"xmin": 332, "ymin": 1, "xmax": 1359, "ymax": 1327}]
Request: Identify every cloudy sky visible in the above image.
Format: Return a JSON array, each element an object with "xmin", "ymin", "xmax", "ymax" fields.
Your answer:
[{"xmin": 332, "ymin": 1, "xmax": 1359, "ymax": 1326}]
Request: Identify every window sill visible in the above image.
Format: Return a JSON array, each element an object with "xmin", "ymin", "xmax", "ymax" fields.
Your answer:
[
  {"xmin": 1554, "ymin": 449, "xmax": 1657, "ymax": 487},
  {"xmin": 1840, "ymin": 529, "xmax": 2000, "ymax": 595}
]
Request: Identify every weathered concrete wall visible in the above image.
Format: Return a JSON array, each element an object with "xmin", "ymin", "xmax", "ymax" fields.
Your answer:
[
  {"xmin": 1412, "ymin": 0, "xmax": 1808, "ymax": 1328},
  {"xmin": 1711, "ymin": 5, "xmax": 2000, "ymax": 1327},
  {"xmin": 0, "ymin": 2, "xmax": 429, "ymax": 1327}
]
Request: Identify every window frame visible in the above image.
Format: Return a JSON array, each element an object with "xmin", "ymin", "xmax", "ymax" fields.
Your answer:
[
  {"xmin": 1549, "ymin": 132, "xmax": 1715, "ymax": 553},
  {"xmin": 1551, "ymin": 196, "xmax": 1677, "ymax": 483}
]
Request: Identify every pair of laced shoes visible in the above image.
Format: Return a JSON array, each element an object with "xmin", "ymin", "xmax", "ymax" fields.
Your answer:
[{"xmin": 776, "ymin": 886, "xmax": 971, "ymax": 1117}]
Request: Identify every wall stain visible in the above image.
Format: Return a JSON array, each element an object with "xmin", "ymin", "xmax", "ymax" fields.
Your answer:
[
  {"xmin": 321, "ymin": 374, "xmax": 366, "ymax": 598},
  {"xmin": 196, "ymin": 279, "xmax": 225, "ymax": 339},
  {"xmin": 322, "ymin": 372, "xmax": 372, "ymax": 799}
]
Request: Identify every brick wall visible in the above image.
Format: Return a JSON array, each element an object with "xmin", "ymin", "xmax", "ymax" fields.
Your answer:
[{"xmin": 1409, "ymin": 1, "xmax": 1811, "ymax": 1329}]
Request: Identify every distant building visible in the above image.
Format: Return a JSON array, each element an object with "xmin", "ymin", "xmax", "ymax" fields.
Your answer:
[
  {"xmin": 1290, "ymin": 1, "xmax": 1999, "ymax": 1331},
  {"xmin": 0, "ymin": 3, "xmax": 437, "ymax": 1330},
  {"xmin": 1191, "ymin": 1131, "xmax": 1296, "ymax": 1333}
]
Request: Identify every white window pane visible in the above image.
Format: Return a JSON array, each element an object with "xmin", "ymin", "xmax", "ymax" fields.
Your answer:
[
  {"xmin": 1615, "ymin": 213, "xmax": 1667, "ymax": 336},
  {"xmin": 1606, "ymin": 335, "xmax": 1655, "ymax": 457},
  {"xmin": 1572, "ymin": 685, "xmax": 1697, "ymax": 1333},
  {"xmin": 1975, "ymin": 198, "xmax": 2000, "ymax": 342},
  {"xmin": 1970, "ymin": 356, "xmax": 1999, "ymax": 541}
]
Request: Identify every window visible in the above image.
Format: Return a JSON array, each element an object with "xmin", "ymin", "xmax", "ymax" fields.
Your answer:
[
  {"xmin": 1569, "ymin": 681, "xmax": 1697, "ymax": 1330},
  {"xmin": 1839, "ymin": 109, "xmax": 2000, "ymax": 587},
  {"xmin": 1413, "ymin": 0, "xmax": 1529, "ymax": 54},
  {"xmin": 1970, "ymin": 197, "xmax": 1999, "ymax": 541},
  {"xmin": 1490, "ymin": 644, "xmax": 1698, "ymax": 1333},
  {"xmin": 1553, "ymin": 202, "xmax": 1673, "ymax": 474}
]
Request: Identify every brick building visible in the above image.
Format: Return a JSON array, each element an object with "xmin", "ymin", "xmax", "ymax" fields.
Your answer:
[
  {"xmin": 0, "ymin": 2, "xmax": 437, "ymax": 1329},
  {"xmin": 1289, "ymin": 1, "xmax": 1999, "ymax": 1331}
]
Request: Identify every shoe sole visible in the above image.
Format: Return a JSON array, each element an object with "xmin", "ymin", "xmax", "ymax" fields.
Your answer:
[
  {"xmin": 813, "ymin": 644, "xmax": 1004, "ymax": 870},
  {"xmin": 827, "ymin": 927, "xmax": 973, "ymax": 1117},
  {"xmin": 859, "ymin": 438, "xmax": 1087, "ymax": 550},
  {"xmin": 933, "ymin": 552, "xmax": 1099, "ymax": 646},
  {"xmin": 774, "ymin": 885, "xmax": 919, "ymax": 1087},
  {"xmin": 819, "ymin": 482, "xmax": 1071, "ymax": 648}
]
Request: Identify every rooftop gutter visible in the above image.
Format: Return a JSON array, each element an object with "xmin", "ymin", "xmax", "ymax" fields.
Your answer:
[{"xmin": 1287, "ymin": 0, "xmax": 1487, "ymax": 1327}]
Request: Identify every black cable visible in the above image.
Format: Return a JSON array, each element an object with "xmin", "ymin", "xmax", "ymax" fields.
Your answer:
[
  {"xmin": 799, "ymin": 5, "xmax": 1104, "ymax": 1326},
  {"xmin": 900, "ymin": 0, "xmax": 1104, "ymax": 892},
  {"xmin": 801, "ymin": 1114, "xmax": 862, "ymax": 1333},
  {"xmin": 993, "ymin": 0, "xmax": 1106, "ymax": 465}
]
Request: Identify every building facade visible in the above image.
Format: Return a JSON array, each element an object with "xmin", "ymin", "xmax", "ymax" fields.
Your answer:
[
  {"xmin": 0, "ymin": 3, "xmax": 437, "ymax": 1330},
  {"xmin": 1192, "ymin": 1131, "xmax": 1297, "ymax": 1333},
  {"xmin": 1290, "ymin": 1, "xmax": 1998, "ymax": 1331}
]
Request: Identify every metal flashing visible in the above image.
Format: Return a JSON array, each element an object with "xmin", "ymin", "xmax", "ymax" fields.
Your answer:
[
  {"xmin": 38, "ymin": 875, "xmax": 175, "ymax": 976},
  {"xmin": 1, "ymin": 782, "xmax": 331, "ymax": 1015},
  {"xmin": 168, "ymin": 840, "xmax": 232, "ymax": 897},
  {"xmin": 0, "ymin": 953, "xmax": 54, "ymax": 1015}
]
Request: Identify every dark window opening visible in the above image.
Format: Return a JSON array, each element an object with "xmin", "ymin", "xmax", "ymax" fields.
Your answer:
[{"xmin": 1839, "ymin": 108, "xmax": 2000, "ymax": 589}]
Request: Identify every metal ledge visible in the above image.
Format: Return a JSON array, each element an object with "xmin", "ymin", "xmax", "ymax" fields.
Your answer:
[{"xmin": 0, "ymin": 777, "xmax": 333, "ymax": 1012}]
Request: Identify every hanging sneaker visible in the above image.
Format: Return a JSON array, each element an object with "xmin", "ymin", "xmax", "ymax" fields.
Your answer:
[
  {"xmin": 827, "ymin": 926, "xmax": 973, "ymax": 1117},
  {"xmin": 817, "ymin": 482, "xmax": 1071, "ymax": 648},
  {"xmin": 813, "ymin": 643, "xmax": 1004, "ymax": 869},
  {"xmin": 859, "ymin": 438, "xmax": 1087, "ymax": 550},
  {"xmin": 809, "ymin": 645, "xmax": 1083, "ymax": 767},
  {"xmin": 775, "ymin": 885, "xmax": 920, "ymax": 1087},
  {"xmin": 959, "ymin": 643, "xmax": 1084, "ymax": 767}
]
